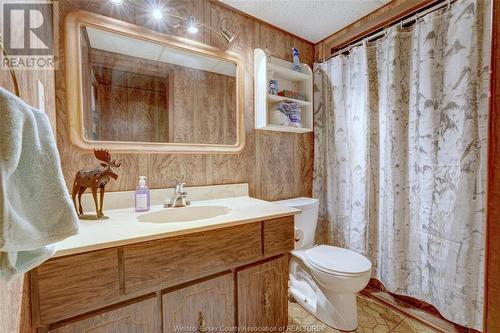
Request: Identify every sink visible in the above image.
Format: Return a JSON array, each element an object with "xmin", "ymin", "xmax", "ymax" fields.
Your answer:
[{"xmin": 138, "ymin": 206, "xmax": 231, "ymax": 223}]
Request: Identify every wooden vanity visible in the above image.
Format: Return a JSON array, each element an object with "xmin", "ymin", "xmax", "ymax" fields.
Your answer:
[{"xmin": 28, "ymin": 215, "xmax": 294, "ymax": 333}]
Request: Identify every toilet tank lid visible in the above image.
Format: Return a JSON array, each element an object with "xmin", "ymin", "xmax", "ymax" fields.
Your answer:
[{"xmin": 273, "ymin": 197, "xmax": 319, "ymax": 209}]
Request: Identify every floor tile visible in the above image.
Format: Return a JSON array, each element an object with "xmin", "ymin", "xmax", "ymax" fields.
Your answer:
[
  {"xmin": 362, "ymin": 287, "xmax": 458, "ymax": 332},
  {"xmin": 356, "ymin": 296, "xmax": 405, "ymax": 332},
  {"xmin": 392, "ymin": 318, "xmax": 441, "ymax": 333},
  {"xmin": 287, "ymin": 295, "xmax": 441, "ymax": 333}
]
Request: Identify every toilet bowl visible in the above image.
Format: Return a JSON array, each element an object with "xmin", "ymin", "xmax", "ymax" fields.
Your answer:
[{"xmin": 274, "ymin": 198, "xmax": 372, "ymax": 331}]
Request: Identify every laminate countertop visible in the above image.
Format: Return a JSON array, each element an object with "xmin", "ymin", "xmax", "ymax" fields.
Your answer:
[{"xmin": 54, "ymin": 196, "xmax": 300, "ymax": 257}]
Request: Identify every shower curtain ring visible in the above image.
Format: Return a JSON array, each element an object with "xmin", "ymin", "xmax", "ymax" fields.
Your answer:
[
  {"xmin": 415, "ymin": 11, "xmax": 422, "ymax": 23},
  {"xmin": 447, "ymin": 0, "xmax": 452, "ymax": 9}
]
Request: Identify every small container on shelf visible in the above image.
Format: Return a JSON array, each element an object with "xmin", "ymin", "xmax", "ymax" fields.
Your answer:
[
  {"xmin": 278, "ymin": 89, "xmax": 307, "ymax": 102},
  {"xmin": 254, "ymin": 48, "xmax": 313, "ymax": 133},
  {"xmin": 269, "ymin": 79, "xmax": 279, "ymax": 95}
]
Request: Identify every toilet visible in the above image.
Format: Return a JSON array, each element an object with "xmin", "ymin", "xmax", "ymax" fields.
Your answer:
[{"xmin": 274, "ymin": 197, "xmax": 372, "ymax": 331}]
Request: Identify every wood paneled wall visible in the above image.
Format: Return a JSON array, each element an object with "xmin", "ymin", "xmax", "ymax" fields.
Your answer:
[{"xmin": 56, "ymin": 0, "xmax": 314, "ymax": 201}]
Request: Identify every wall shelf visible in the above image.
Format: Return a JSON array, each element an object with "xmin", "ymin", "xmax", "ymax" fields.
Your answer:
[
  {"xmin": 268, "ymin": 63, "xmax": 310, "ymax": 81},
  {"xmin": 267, "ymin": 93, "xmax": 311, "ymax": 107},
  {"xmin": 254, "ymin": 48, "xmax": 313, "ymax": 133},
  {"xmin": 258, "ymin": 125, "xmax": 312, "ymax": 133}
]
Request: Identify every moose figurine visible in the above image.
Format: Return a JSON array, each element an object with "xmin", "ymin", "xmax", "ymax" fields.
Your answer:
[{"xmin": 72, "ymin": 149, "xmax": 122, "ymax": 219}]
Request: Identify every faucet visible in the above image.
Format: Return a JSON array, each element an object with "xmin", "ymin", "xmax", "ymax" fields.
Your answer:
[{"xmin": 164, "ymin": 182, "xmax": 191, "ymax": 208}]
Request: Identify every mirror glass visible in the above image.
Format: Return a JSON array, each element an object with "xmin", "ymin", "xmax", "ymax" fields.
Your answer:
[{"xmin": 79, "ymin": 26, "xmax": 237, "ymax": 145}]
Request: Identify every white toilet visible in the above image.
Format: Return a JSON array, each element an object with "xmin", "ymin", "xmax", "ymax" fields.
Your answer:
[{"xmin": 274, "ymin": 197, "xmax": 372, "ymax": 331}]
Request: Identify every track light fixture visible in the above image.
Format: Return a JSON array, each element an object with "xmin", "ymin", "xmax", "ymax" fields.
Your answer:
[{"xmin": 108, "ymin": 0, "xmax": 236, "ymax": 44}]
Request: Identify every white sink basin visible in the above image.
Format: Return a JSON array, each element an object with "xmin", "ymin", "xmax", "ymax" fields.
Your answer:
[{"xmin": 138, "ymin": 205, "xmax": 231, "ymax": 223}]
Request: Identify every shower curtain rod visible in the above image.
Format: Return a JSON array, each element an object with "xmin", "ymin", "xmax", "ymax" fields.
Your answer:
[{"xmin": 317, "ymin": 0, "xmax": 456, "ymax": 63}]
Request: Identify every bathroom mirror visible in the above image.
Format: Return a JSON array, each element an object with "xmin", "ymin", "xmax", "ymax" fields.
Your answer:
[{"xmin": 65, "ymin": 11, "xmax": 244, "ymax": 153}]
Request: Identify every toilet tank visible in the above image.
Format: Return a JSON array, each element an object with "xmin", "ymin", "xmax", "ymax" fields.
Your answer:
[{"xmin": 273, "ymin": 197, "xmax": 319, "ymax": 248}]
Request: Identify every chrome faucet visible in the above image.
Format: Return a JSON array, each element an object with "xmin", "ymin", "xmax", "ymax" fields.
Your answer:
[{"xmin": 164, "ymin": 182, "xmax": 191, "ymax": 208}]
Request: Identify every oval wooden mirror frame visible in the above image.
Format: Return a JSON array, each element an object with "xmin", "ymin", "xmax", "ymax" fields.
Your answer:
[{"xmin": 65, "ymin": 10, "xmax": 245, "ymax": 154}]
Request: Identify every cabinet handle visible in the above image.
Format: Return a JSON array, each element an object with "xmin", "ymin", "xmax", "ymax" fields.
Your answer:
[
  {"xmin": 198, "ymin": 312, "xmax": 207, "ymax": 332},
  {"xmin": 263, "ymin": 288, "xmax": 270, "ymax": 307}
]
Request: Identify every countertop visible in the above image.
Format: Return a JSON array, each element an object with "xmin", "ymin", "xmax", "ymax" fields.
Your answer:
[{"xmin": 54, "ymin": 196, "xmax": 300, "ymax": 257}]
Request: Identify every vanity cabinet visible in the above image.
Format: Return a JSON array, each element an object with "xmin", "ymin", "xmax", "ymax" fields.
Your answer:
[
  {"xmin": 30, "ymin": 216, "xmax": 294, "ymax": 332},
  {"xmin": 237, "ymin": 256, "xmax": 289, "ymax": 331},
  {"xmin": 48, "ymin": 296, "xmax": 160, "ymax": 333},
  {"xmin": 162, "ymin": 273, "xmax": 234, "ymax": 333}
]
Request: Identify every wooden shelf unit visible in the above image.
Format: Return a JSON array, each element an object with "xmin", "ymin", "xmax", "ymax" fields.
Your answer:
[{"xmin": 254, "ymin": 49, "xmax": 313, "ymax": 133}]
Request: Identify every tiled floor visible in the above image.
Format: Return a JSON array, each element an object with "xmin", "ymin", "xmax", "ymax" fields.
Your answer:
[
  {"xmin": 288, "ymin": 294, "xmax": 441, "ymax": 333},
  {"xmin": 362, "ymin": 287, "xmax": 469, "ymax": 333}
]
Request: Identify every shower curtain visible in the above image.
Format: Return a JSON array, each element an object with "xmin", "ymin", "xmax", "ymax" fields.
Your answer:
[{"xmin": 313, "ymin": 0, "xmax": 490, "ymax": 330}]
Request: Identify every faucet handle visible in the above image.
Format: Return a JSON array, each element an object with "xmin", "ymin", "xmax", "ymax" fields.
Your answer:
[{"xmin": 175, "ymin": 182, "xmax": 185, "ymax": 194}]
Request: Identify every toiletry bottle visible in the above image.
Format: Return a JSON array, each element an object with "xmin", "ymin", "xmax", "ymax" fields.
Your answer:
[
  {"xmin": 292, "ymin": 48, "xmax": 302, "ymax": 72},
  {"xmin": 135, "ymin": 176, "xmax": 150, "ymax": 212}
]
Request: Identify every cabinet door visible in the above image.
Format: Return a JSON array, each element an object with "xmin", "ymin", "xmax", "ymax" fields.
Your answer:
[
  {"xmin": 162, "ymin": 273, "xmax": 234, "ymax": 333},
  {"xmin": 48, "ymin": 297, "xmax": 160, "ymax": 333},
  {"xmin": 237, "ymin": 256, "xmax": 288, "ymax": 331}
]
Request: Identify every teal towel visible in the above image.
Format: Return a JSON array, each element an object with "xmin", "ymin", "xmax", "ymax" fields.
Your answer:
[{"xmin": 0, "ymin": 88, "xmax": 79, "ymax": 280}]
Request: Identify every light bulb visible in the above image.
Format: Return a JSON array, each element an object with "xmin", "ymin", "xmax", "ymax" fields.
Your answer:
[
  {"xmin": 186, "ymin": 16, "xmax": 198, "ymax": 34},
  {"xmin": 110, "ymin": 0, "xmax": 123, "ymax": 5},
  {"xmin": 187, "ymin": 25, "xmax": 199, "ymax": 34},
  {"xmin": 152, "ymin": 8, "xmax": 163, "ymax": 20}
]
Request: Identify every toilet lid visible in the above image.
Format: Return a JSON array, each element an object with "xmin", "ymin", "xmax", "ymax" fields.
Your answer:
[{"xmin": 304, "ymin": 245, "xmax": 372, "ymax": 275}]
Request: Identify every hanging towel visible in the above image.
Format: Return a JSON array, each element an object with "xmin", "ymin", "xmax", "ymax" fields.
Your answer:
[{"xmin": 0, "ymin": 88, "xmax": 79, "ymax": 280}]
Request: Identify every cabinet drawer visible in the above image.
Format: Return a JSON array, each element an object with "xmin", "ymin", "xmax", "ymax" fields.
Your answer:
[
  {"xmin": 163, "ymin": 274, "xmax": 234, "ymax": 333},
  {"xmin": 48, "ymin": 296, "xmax": 160, "ymax": 333},
  {"xmin": 123, "ymin": 223, "xmax": 261, "ymax": 294},
  {"xmin": 262, "ymin": 216, "xmax": 294, "ymax": 256},
  {"xmin": 237, "ymin": 256, "xmax": 288, "ymax": 330},
  {"xmin": 35, "ymin": 248, "xmax": 120, "ymax": 325}
]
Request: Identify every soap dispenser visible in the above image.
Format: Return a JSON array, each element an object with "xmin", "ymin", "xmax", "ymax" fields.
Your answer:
[{"xmin": 135, "ymin": 176, "xmax": 150, "ymax": 212}]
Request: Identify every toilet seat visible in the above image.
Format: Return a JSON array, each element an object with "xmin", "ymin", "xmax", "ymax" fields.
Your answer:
[{"xmin": 304, "ymin": 245, "xmax": 372, "ymax": 277}]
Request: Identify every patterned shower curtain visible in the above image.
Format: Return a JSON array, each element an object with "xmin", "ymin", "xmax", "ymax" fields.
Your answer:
[{"xmin": 313, "ymin": 0, "xmax": 490, "ymax": 330}]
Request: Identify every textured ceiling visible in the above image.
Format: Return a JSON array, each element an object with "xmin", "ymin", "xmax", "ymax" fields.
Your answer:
[{"xmin": 219, "ymin": 0, "xmax": 390, "ymax": 43}]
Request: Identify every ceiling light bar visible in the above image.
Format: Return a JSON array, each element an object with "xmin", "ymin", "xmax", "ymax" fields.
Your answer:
[{"xmin": 109, "ymin": 0, "xmax": 236, "ymax": 44}]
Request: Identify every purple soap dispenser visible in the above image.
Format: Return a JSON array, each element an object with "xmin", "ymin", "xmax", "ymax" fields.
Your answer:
[{"xmin": 135, "ymin": 176, "xmax": 150, "ymax": 212}]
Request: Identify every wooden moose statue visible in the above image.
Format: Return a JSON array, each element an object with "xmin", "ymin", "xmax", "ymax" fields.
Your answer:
[{"xmin": 72, "ymin": 149, "xmax": 122, "ymax": 219}]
